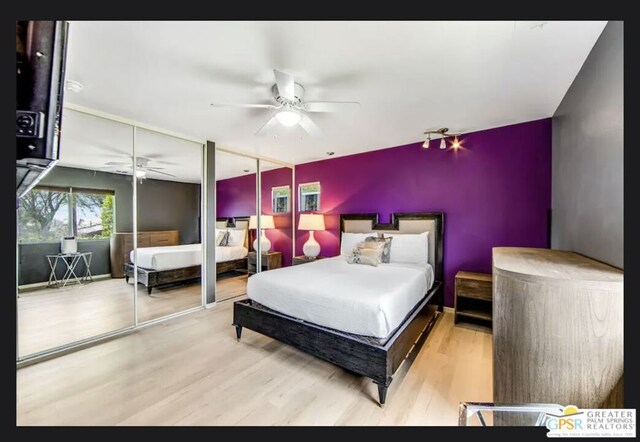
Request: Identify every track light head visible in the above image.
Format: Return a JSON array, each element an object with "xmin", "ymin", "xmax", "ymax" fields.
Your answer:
[{"xmin": 423, "ymin": 127, "xmax": 464, "ymax": 152}]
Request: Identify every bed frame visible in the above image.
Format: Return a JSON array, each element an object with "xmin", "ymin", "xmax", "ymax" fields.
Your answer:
[
  {"xmin": 124, "ymin": 217, "xmax": 250, "ymax": 294},
  {"xmin": 232, "ymin": 212, "xmax": 444, "ymax": 405}
]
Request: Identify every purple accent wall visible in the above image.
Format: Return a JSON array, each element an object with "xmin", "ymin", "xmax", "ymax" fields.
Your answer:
[
  {"xmin": 216, "ymin": 173, "xmax": 256, "ymax": 218},
  {"xmin": 217, "ymin": 168, "xmax": 294, "ymax": 266},
  {"xmin": 295, "ymin": 119, "xmax": 552, "ymax": 306}
]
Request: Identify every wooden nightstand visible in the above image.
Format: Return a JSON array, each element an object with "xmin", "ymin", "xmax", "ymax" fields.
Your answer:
[
  {"xmin": 454, "ymin": 271, "xmax": 493, "ymax": 329},
  {"xmin": 248, "ymin": 251, "xmax": 282, "ymax": 274},
  {"xmin": 292, "ymin": 255, "xmax": 326, "ymax": 266}
]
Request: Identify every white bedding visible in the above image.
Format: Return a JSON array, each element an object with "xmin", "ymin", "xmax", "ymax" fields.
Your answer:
[
  {"xmin": 130, "ymin": 244, "xmax": 247, "ymax": 271},
  {"xmin": 247, "ymin": 256, "xmax": 434, "ymax": 339},
  {"xmin": 215, "ymin": 245, "xmax": 248, "ymax": 263}
]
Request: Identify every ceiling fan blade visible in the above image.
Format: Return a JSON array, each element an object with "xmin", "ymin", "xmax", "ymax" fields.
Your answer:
[
  {"xmin": 255, "ymin": 114, "xmax": 280, "ymax": 137},
  {"xmin": 146, "ymin": 169, "xmax": 176, "ymax": 177},
  {"xmin": 145, "ymin": 167, "xmax": 166, "ymax": 171},
  {"xmin": 210, "ymin": 103, "xmax": 279, "ymax": 109},
  {"xmin": 103, "ymin": 161, "xmax": 131, "ymax": 166},
  {"xmin": 303, "ymin": 101, "xmax": 361, "ymax": 113},
  {"xmin": 273, "ymin": 69, "xmax": 295, "ymax": 101},
  {"xmin": 299, "ymin": 114, "xmax": 324, "ymax": 138}
]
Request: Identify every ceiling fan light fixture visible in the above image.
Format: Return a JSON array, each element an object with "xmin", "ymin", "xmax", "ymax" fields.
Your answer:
[
  {"xmin": 276, "ymin": 110, "xmax": 301, "ymax": 127},
  {"xmin": 135, "ymin": 169, "xmax": 147, "ymax": 178}
]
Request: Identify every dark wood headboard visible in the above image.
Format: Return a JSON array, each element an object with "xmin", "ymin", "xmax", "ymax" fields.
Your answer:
[{"xmin": 340, "ymin": 212, "xmax": 444, "ymax": 283}]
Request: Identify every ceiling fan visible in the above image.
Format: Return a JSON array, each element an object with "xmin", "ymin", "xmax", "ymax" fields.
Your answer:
[
  {"xmin": 100, "ymin": 157, "xmax": 176, "ymax": 179},
  {"xmin": 210, "ymin": 69, "xmax": 360, "ymax": 137}
]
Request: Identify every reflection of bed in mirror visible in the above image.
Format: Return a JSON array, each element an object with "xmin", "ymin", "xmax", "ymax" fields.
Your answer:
[
  {"xmin": 214, "ymin": 217, "xmax": 250, "ymax": 274},
  {"xmin": 124, "ymin": 217, "xmax": 249, "ymax": 294}
]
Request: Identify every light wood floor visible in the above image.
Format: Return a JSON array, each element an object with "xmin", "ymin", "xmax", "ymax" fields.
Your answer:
[
  {"xmin": 16, "ymin": 304, "xmax": 492, "ymax": 426},
  {"xmin": 215, "ymin": 273, "xmax": 248, "ymax": 302},
  {"xmin": 18, "ymin": 273, "xmax": 248, "ymax": 357}
]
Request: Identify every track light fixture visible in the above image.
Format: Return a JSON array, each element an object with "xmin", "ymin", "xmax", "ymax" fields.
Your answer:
[{"xmin": 423, "ymin": 127, "xmax": 463, "ymax": 151}]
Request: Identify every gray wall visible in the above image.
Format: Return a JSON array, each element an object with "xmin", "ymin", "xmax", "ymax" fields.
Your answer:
[
  {"xmin": 138, "ymin": 178, "xmax": 201, "ymax": 244},
  {"xmin": 205, "ymin": 141, "xmax": 215, "ymax": 304},
  {"xmin": 19, "ymin": 166, "xmax": 201, "ymax": 285},
  {"xmin": 19, "ymin": 240, "xmax": 110, "ymax": 285},
  {"xmin": 552, "ymin": 21, "xmax": 623, "ymax": 268}
]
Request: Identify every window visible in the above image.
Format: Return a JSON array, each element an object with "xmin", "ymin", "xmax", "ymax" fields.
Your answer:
[
  {"xmin": 271, "ymin": 186, "xmax": 291, "ymax": 213},
  {"xmin": 18, "ymin": 186, "xmax": 115, "ymax": 243},
  {"xmin": 298, "ymin": 182, "xmax": 320, "ymax": 212}
]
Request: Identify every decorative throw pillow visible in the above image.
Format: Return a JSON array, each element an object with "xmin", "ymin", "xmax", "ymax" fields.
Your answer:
[
  {"xmin": 363, "ymin": 234, "xmax": 392, "ymax": 263},
  {"xmin": 216, "ymin": 230, "xmax": 230, "ymax": 246},
  {"xmin": 340, "ymin": 232, "xmax": 376, "ymax": 257},
  {"xmin": 346, "ymin": 240, "xmax": 384, "ymax": 267}
]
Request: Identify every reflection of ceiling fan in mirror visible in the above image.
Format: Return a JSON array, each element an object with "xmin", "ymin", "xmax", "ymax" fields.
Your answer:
[
  {"xmin": 210, "ymin": 69, "xmax": 360, "ymax": 137},
  {"xmin": 100, "ymin": 157, "xmax": 176, "ymax": 179}
]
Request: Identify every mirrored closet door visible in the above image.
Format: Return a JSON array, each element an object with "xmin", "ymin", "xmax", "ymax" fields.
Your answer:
[
  {"xmin": 17, "ymin": 109, "xmax": 135, "ymax": 359},
  {"xmin": 134, "ymin": 128, "xmax": 204, "ymax": 323},
  {"xmin": 214, "ymin": 150, "xmax": 257, "ymax": 302}
]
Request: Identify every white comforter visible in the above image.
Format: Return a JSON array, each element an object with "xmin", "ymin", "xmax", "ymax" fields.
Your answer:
[
  {"xmin": 248, "ymin": 256, "xmax": 434, "ymax": 339},
  {"xmin": 130, "ymin": 244, "xmax": 247, "ymax": 271},
  {"xmin": 215, "ymin": 245, "xmax": 248, "ymax": 263}
]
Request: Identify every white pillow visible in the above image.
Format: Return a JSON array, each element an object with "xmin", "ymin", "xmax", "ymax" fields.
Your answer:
[
  {"xmin": 226, "ymin": 229, "xmax": 246, "ymax": 247},
  {"xmin": 340, "ymin": 232, "xmax": 376, "ymax": 257},
  {"xmin": 382, "ymin": 231, "xmax": 429, "ymax": 264}
]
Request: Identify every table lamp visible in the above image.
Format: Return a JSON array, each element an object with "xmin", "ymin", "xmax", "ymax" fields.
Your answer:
[
  {"xmin": 298, "ymin": 213, "xmax": 325, "ymax": 258},
  {"xmin": 249, "ymin": 215, "xmax": 275, "ymax": 252}
]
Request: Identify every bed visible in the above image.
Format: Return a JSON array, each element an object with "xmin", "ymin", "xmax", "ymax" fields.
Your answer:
[
  {"xmin": 232, "ymin": 212, "xmax": 444, "ymax": 405},
  {"xmin": 124, "ymin": 217, "xmax": 250, "ymax": 294}
]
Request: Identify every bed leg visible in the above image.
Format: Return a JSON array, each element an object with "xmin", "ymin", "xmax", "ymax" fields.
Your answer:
[
  {"xmin": 125, "ymin": 275, "xmax": 129, "ymax": 283},
  {"xmin": 235, "ymin": 325, "xmax": 243, "ymax": 341},
  {"xmin": 374, "ymin": 377, "xmax": 392, "ymax": 406},
  {"xmin": 147, "ymin": 286, "xmax": 152, "ymax": 295}
]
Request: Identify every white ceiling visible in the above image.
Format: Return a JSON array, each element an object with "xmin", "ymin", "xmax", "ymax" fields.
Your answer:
[
  {"xmin": 215, "ymin": 150, "xmax": 283, "ymax": 181},
  {"xmin": 61, "ymin": 107, "xmax": 282, "ymax": 182},
  {"xmin": 63, "ymin": 20, "xmax": 606, "ymax": 166},
  {"xmin": 60, "ymin": 108, "xmax": 203, "ymax": 183}
]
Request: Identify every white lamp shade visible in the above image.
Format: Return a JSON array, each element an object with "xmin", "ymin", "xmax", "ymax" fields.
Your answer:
[
  {"xmin": 298, "ymin": 213, "xmax": 325, "ymax": 231},
  {"xmin": 249, "ymin": 215, "xmax": 275, "ymax": 230}
]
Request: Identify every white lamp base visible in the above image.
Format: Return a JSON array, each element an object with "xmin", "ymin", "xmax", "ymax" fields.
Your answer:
[
  {"xmin": 303, "ymin": 231, "xmax": 321, "ymax": 258},
  {"xmin": 253, "ymin": 230, "xmax": 272, "ymax": 253}
]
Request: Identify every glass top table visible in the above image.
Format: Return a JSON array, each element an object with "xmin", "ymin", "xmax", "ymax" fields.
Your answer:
[
  {"xmin": 459, "ymin": 402, "xmax": 563, "ymax": 426},
  {"xmin": 46, "ymin": 252, "xmax": 94, "ymax": 288}
]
